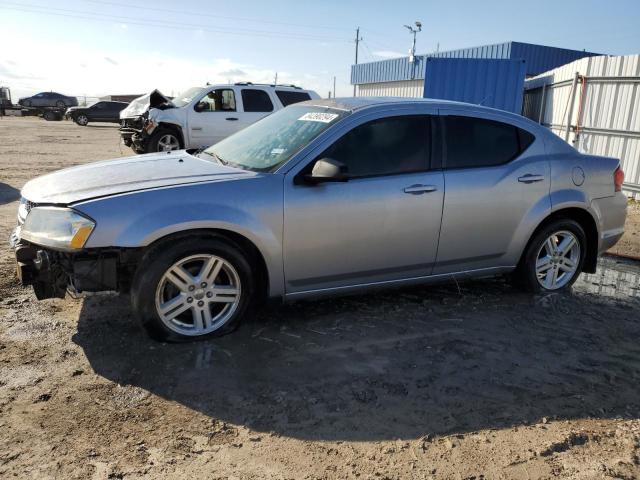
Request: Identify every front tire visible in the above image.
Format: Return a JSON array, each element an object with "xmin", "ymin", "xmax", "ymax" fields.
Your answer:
[
  {"xmin": 146, "ymin": 128, "xmax": 181, "ymax": 153},
  {"xmin": 515, "ymin": 219, "xmax": 586, "ymax": 292},
  {"xmin": 131, "ymin": 237, "xmax": 254, "ymax": 342},
  {"xmin": 75, "ymin": 114, "xmax": 89, "ymax": 126}
]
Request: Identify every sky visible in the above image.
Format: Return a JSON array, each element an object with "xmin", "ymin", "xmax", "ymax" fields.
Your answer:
[{"xmin": 1, "ymin": 0, "xmax": 639, "ymax": 102}]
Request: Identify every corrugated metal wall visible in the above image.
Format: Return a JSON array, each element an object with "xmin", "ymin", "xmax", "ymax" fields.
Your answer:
[
  {"xmin": 523, "ymin": 55, "xmax": 640, "ymax": 197},
  {"xmin": 357, "ymin": 80, "xmax": 425, "ymax": 98},
  {"xmin": 352, "ymin": 41, "xmax": 599, "ymax": 85},
  {"xmin": 423, "ymin": 58, "xmax": 526, "ymax": 113}
]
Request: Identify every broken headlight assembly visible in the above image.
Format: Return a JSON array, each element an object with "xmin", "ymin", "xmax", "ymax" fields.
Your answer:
[{"xmin": 21, "ymin": 207, "xmax": 95, "ymax": 251}]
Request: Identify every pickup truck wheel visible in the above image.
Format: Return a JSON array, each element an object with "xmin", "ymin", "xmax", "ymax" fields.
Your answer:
[
  {"xmin": 131, "ymin": 238, "xmax": 254, "ymax": 342},
  {"xmin": 147, "ymin": 129, "xmax": 181, "ymax": 153},
  {"xmin": 75, "ymin": 114, "xmax": 89, "ymax": 126},
  {"xmin": 514, "ymin": 219, "xmax": 586, "ymax": 292}
]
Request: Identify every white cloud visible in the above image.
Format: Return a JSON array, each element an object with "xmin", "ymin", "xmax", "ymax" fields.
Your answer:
[
  {"xmin": 372, "ymin": 50, "xmax": 405, "ymax": 59},
  {"xmin": 0, "ymin": 34, "xmax": 336, "ymax": 100}
]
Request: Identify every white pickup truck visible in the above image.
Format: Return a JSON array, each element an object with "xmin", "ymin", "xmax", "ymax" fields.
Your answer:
[{"xmin": 119, "ymin": 83, "xmax": 320, "ymax": 153}]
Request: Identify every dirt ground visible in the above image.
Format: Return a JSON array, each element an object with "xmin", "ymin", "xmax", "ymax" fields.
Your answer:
[{"xmin": 1, "ymin": 116, "xmax": 640, "ymax": 479}]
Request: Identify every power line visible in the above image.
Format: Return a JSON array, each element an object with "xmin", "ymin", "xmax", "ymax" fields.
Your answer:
[
  {"xmin": 81, "ymin": 0, "xmax": 354, "ymax": 32},
  {"xmin": 0, "ymin": 1, "xmax": 351, "ymax": 43}
]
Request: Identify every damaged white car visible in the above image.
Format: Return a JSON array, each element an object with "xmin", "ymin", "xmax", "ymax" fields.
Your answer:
[{"xmin": 119, "ymin": 83, "xmax": 320, "ymax": 153}]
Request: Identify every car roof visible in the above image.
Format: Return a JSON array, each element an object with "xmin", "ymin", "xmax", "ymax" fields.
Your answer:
[{"xmin": 300, "ymin": 96, "xmax": 505, "ymax": 112}]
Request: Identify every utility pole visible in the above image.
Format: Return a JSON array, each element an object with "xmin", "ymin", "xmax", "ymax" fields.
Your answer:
[
  {"xmin": 333, "ymin": 76, "xmax": 336, "ymax": 99},
  {"xmin": 353, "ymin": 26, "xmax": 362, "ymax": 96},
  {"xmin": 404, "ymin": 21, "xmax": 422, "ymax": 62},
  {"xmin": 274, "ymin": 72, "xmax": 278, "ymax": 86}
]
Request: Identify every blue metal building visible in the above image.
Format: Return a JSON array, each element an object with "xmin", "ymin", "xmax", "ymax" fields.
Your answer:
[{"xmin": 351, "ymin": 41, "xmax": 600, "ymax": 111}]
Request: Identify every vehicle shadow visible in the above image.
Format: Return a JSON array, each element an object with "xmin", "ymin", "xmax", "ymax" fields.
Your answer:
[
  {"xmin": 0, "ymin": 182, "xmax": 20, "ymax": 205},
  {"xmin": 73, "ymin": 260, "xmax": 640, "ymax": 441}
]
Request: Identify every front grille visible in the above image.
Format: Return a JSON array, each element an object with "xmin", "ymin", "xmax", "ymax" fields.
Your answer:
[{"xmin": 120, "ymin": 117, "xmax": 143, "ymax": 130}]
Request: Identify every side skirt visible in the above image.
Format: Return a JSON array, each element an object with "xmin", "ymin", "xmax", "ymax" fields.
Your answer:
[{"xmin": 283, "ymin": 266, "xmax": 516, "ymax": 301}]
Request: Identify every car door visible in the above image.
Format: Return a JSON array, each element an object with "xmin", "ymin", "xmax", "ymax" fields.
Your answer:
[
  {"xmin": 188, "ymin": 87, "xmax": 241, "ymax": 148},
  {"xmin": 237, "ymin": 88, "xmax": 275, "ymax": 130},
  {"xmin": 432, "ymin": 109, "xmax": 550, "ymax": 274},
  {"xmin": 89, "ymin": 102, "xmax": 105, "ymax": 121},
  {"xmin": 32, "ymin": 93, "xmax": 46, "ymax": 106},
  {"xmin": 283, "ymin": 113, "xmax": 445, "ymax": 294}
]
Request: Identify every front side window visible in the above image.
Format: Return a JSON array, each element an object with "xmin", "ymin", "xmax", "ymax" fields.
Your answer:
[
  {"xmin": 204, "ymin": 106, "xmax": 349, "ymax": 172},
  {"xmin": 241, "ymin": 89, "xmax": 274, "ymax": 112},
  {"xmin": 319, "ymin": 116, "xmax": 430, "ymax": 178},
  {"xmin": 194, "ymin": 89, "xmax": 236, "ymax": 112},
  {"xmin": 443, "ymin": 116, "xmax": 534, "ymax": 169}
]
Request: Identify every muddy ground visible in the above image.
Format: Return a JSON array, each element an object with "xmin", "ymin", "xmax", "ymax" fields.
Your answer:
[{"xmin": 1, "ymin": 116, "xmax": 640, "ymax": 479}]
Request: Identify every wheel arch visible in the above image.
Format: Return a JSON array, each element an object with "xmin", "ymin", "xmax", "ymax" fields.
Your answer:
[
  {"xmin": 141, "ymin": 228, "xmax": 270, "ymax": 303},
  {"xmin": 521, "ymin": 207, "xmax": 599, "ymax": 273}
]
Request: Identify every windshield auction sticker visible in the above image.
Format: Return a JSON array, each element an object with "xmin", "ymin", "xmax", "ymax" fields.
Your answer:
[{"xmin": 298, "ymin": 112, "xmax": 339, "ymax": 123}]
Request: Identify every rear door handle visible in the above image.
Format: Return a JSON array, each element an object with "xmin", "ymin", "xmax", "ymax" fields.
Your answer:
[
  {"xmin": 226, "ymin": 117, "xmax": 238, "ymax": 121},
  {"xmin": 518, "ymin": 174, "xmax": 544, "ymax": 184},
  {"xmin": 403, "ymin": 184, "xmax": 438, "ymax": 194}
]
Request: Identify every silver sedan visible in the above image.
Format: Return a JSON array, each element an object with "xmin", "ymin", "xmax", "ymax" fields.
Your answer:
[{"xmin": 12, "ymin": 98, "xmax": 627, "ymax": 341}]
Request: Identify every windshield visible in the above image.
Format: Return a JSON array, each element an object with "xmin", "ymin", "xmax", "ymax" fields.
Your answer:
[
  {"xmin": 204, "ymin": 106, "xmax": 349, "ymax": 172},
  {"xmin": 171, "ymin": 87, "xmax": 204, "ymax": 107}
]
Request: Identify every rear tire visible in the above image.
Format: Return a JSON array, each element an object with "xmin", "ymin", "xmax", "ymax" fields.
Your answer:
[
  {"xmin": 514, "ymin": 218, "xmax": 586, "ymax": 292},
  {"xmin": 146, "ymin": 128, "xmax": 182, "ymax": 153},
  {"xmin": 131, "ymin": 237, "xmax": 254, "ymax": 342},
  {"xmin": 56, "ymin": 100, "xmax": 66, "ymax": 108}
]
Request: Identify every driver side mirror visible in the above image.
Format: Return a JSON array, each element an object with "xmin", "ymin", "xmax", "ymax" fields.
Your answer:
[
  {"xmin": 194, "ymin": 102, "xmax": 207, "ymax": 113},
  {"xmin": 303, "ymin": 158, "xmax": 349, "ymax": 184}
]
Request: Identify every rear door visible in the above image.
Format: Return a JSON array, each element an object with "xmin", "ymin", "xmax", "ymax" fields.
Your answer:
[
  {"xmin": 237, "ymin": 88, "xmax": 275, "ymax": 130},
  {"xmin": 433, "ymin": 109, "xmax": 550, "ymax": 274}
]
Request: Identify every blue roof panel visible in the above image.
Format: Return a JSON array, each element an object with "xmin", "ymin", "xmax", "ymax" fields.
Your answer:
[{"xmin": 351, "ymin": 41, "xmax": 599, "ymax": 85}]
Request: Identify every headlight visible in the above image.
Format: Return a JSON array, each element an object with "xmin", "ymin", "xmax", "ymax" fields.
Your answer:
[{"xmin": 21, "ymin": 207, "xmax": 95, "ymax": 251}]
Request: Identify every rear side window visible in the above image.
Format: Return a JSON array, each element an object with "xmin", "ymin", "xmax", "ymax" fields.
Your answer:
[
  {"xmin": 443, "ymin": 116, "xmax": 535, "ymax": 169},
  {"xmin": 320, "ymin": 115, "xmax": 430, "ymax": 178},
  {"xmin": 241, "ymin": 89, "xmax": 274, "ymax": 112},
  {"xmin": 276, "ymin": 90, "xmax": 311, "ymax": 107}
]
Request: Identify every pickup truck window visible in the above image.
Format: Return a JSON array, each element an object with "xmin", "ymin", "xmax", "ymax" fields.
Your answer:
[
  {"xmin": 241, "ymin": 89, "xmax": 274, "ymax": 112},
  {"xmin": 195, "ymin": 89, "xmax": 236, "ymax": 112},
  {"xmin": 205, "ymin": 106, "xmax": 349, "ymax": 172},
  {"xmin": 276, "ymin": 90, "xmax": 311, "ymax": 106}
]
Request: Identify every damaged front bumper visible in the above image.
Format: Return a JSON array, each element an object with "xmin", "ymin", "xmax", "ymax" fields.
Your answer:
[{"xmin": 11, "ymin": 228, "xmax": 135, "ymax": 300}]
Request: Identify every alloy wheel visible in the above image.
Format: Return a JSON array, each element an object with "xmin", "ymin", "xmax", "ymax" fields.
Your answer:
[
  {"xmin": 157, "ymin": 134, "xmax": 180, "ymax": 151},
  {"xmin": 155, "ymin": 254, "xmax": 241, "ymax": 336},
  {"xmin": 535, "ymin": 230, "xmax": 581, "ymax": 290},
  {"xmin": 76, "ymin": 115, "xmax": 88, "ymax": 126}
]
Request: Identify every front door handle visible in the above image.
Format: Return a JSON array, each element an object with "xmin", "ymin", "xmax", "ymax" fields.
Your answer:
[
  {"xmin": 226, "ymin": 117, "xmax": 238, "ymax": 121},
  {"xmin": 403, "ymin": 184, "xmax": 438, "ymax": 194},
  {"xmin": 191, "ymin": 127, "xmax": 203, "ymax": 131},
  {"xmin": 518, "ymin": 174, "xmax": 544, "ymax": 184}
]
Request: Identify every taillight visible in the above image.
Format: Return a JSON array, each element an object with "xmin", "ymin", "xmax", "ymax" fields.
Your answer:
[{"xmin": 614, "ymin": 166, "xmax": 625, "ymax": 192}]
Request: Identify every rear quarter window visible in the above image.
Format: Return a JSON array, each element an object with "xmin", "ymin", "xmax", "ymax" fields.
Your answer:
[{"xmin": 276, "ymin": 90, "xmax": 311, "ymax": 107}]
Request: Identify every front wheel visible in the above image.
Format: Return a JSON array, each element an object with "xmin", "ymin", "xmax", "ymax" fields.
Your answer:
[
  {"xmin": 146, "ymin": 128, "xmax": 181, "ymax": 153},
  {"xmin": 75, "ymin": 114, "xmax": 89, "ymax": 126},
  {"xmin": 131, "ymin": 237, "xmax": 254, "ymax": 341},
  {"xmin": 514, "ymin": 219, "xmax": 586, "ymax": 292}
]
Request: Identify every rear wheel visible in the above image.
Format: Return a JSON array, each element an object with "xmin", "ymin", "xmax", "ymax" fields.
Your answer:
[
  {"xmin": 146, "ymin": 128, "xmax": 181, "ymax": 153},
  {"xmin": 515, "ymin": 219, "xmax": 586, "ymax": 292},
  {"xmin": 131, "ymin": 237, "xmax": 254, "ymax": 341},
  {"xmin": 56, "ymin": 100, "xmax": 66, "ymax": 108}
]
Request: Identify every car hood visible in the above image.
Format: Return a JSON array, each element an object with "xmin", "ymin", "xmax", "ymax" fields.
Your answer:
[
  {"xmin": 21, "ymin": 151, "xmax": 254, "ymax": 205},
  {"xmin": 120, "ymin": 89, "xmax": 174, "ymax": 119}
]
